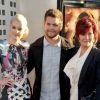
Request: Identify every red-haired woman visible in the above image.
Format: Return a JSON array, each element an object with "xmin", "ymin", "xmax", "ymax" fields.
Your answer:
[{"xmin": 64, "ymin": 16, "xmax": 100, "ymax": 100}]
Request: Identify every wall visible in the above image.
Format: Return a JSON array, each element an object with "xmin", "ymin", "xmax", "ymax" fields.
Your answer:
[{"xmin": 17, "ymin": 0, "xmax": 57, "ymax": 43}]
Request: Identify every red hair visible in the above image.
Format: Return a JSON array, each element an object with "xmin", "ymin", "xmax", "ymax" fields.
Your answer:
[{"xmin": 76, "ymin": 16, "xmax": 98, "ymax": 42}]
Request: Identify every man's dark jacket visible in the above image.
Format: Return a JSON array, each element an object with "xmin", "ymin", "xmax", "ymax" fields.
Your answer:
[{"xmin": 27, "ymin": 36, "xmax": 72, "ymax": 100}]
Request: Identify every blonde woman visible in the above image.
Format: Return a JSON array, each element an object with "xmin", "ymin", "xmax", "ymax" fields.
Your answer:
[{"xmin": 0, "ymin": 14, "xmax": 31, "ymax": 100}]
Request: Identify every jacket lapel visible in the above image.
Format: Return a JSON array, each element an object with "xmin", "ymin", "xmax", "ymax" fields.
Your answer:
[
  {"xmin": 60, "ymin": 37, "xmax": 72, "ymax": 70},
  {"xmin": 33, "ymin": 36, "xmax": 44, "ymax": 73},
  {"xmin": 78, "ymin": 48, "xmax": 96, "ymax": 85}
]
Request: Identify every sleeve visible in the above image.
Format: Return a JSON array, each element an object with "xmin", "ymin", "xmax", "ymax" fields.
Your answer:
[
  {"xmin": 27, "ymin": 45, "xmax": 35, "ymax": 73},
  {"xmin": 95, "ymin": 50, "xmax": 100, "ymax": 100}
]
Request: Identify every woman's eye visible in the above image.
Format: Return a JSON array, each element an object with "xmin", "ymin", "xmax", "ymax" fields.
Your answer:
[
  {"xmin": 12, "ymin": 26, "xmax": 16, "ymax": 29},
  {"xmin": 81, "ymin": 33, "xmax": 86, "ymax": 35},
  {"xmin": 88, "ymin": 32, "xmax": 92, "ymax": 35},
  {"xmin": 18, "ymin": 28, "xmax": 22, "ymax": 31}
]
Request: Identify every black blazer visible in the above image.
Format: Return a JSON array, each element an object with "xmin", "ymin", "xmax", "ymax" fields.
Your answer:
[
  {"xmin": 65, "ymin": 47, "xmax": 100, "ymax": 100},
  {"xmin": 27, "ymin": 36, "xmax": 72, "ymax": 100}
]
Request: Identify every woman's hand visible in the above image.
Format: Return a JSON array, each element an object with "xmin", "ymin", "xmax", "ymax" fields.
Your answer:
[{"xmin": 0, "ymin": 75, "xmax": 15, "ymax": 86}]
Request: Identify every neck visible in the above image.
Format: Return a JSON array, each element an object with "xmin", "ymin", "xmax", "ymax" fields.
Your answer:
[
  {"xmin": 45, "ymin": 35, "xmax": 60, "ymax": 45},
  {"xmin": 80, "ymin": 46, "xmax": 89, "ymax": 57},
  {"xmin": 9, "ymin": 38, "xmax": 21, "ymax": 45}
]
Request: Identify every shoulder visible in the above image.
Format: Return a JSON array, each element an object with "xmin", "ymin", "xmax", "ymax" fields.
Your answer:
[
  {"xmin": 0, "ymin": 39, "xmax": 8, "ymax": 48},
  {"xmin": 92, "ymin": 47, "xmax": 100, "ymax": 56},
  {"xmin": 0, "ymin": 40, "xmax": 9, "ymax": 54},
  {"xmin": 66, "ymin": 47, "xmax": 79, "ymax": 56},
  {"xmin": 19, "ymin": 40, "xmax": 30, "ymax": 49},
  {"xmin": 30, "ymin": 36, "xmax": 44, "ymax": 48},
  {"xmin": 91, "ymin": 47, "xmax": 100, "ymax": 55},
  {"xmin": 60, "ymin": 36, "xmax": 74, "ymax": 49},
  {"xmin": 28, "ymin": 36, "xmax": 44, "ymax": 53},
  {"xmin": 89, "ymin": 47, "xmax": 100, "ymax": 63}
]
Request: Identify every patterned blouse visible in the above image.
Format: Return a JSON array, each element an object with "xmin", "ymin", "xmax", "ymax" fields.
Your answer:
[{"xmin": 0, "ymin": 41, "xmax": 31, "ymax": 100}]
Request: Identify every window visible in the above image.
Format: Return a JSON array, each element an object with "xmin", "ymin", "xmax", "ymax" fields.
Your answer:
[
  {"xmin": 10, "ymin": 1, "xmax": 13, "ymax": 7},
  {"xmin": 10, "ymin": 1, "xmax": 16, "ymax": 8},
  {"xmin": 2, "ymin": 10, "xmax": 5, "ymax": 15},
  {"xmin": 3, "ymin": 30, "xmax": 6, "ymax": 35},
  {"xmin": 1, "ymin": 0, "xmax": 5, "ymax": 5},
  {"xmin": 0, "ymin": 30, "xmax": 2, "ymax": 35},
  {"xmin": 0, "ymin": 20, "xmax": 1, "ymax": 25},
  {"xmin": 14, "ymin": 2, "xmax": 16, "ymax": 8},
  {"xmin": 14, "ymin": 11, "xmax": 16, "ymax": 15},
  {"xmin": 0, "ymin": 10, "xmax": 1, "ymax": 15},
  {"xmin": 3, "ymin": 20, "xmax": 5, "ymax": 25},
  {"xmin": 10, "ymin": 11, "xmax": 13, "ymax": 16}
]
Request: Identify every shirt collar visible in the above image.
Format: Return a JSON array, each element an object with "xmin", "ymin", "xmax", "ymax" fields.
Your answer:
[{"xmin": 43, "ymin": 37, "xmax": 61, "ymax": 47}]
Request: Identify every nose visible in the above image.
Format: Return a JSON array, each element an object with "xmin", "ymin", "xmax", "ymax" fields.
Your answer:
[
  {"xmin": 49, "ymin": 24, "xmax": 55, "ymax": 30},
  {"xmin": 85, "ymin": 34, "xmax": 89, "ymax": 39},
  {"xmin": 16, "ymin": 30, "xmax": 20, "ymax": 34}
]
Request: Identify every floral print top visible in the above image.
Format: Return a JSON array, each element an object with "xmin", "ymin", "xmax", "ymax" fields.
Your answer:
[{"xmin": 0, "ymin": 41, "xmax": 31, "ymax": 100}]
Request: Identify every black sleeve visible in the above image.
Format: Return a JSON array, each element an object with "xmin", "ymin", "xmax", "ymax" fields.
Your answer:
[
  {"xmin": 27, "ymin": 45, "xmax": 35, "ymax": 73},
  {"xmin": 95, "ymin": 49, "xmax": 100, "ymax": 100}
]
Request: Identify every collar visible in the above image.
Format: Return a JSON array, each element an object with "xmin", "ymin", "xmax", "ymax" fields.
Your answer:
[{"xmin": 43, "ymin": 37, "xmax": 61, "ymax": 47}]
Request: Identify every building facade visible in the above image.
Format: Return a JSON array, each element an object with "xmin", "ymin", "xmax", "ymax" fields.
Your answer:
[{"xmin": 0, "ymin": 0, "xmax": 17, "ymax": 40}]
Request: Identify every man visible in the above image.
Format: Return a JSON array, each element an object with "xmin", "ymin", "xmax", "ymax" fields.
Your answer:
[{"xmin": 27, "ymin": 9, "xmax": 72, "ymax": 100}]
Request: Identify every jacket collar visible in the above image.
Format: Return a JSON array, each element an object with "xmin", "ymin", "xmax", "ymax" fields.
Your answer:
[
  {"xmin": 43, "ymin": 36, "xmax": 61, "ymax": 47},
  {"xmin": 33, "ymin": 36, "xmax": 71, "ymax": 48}
]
